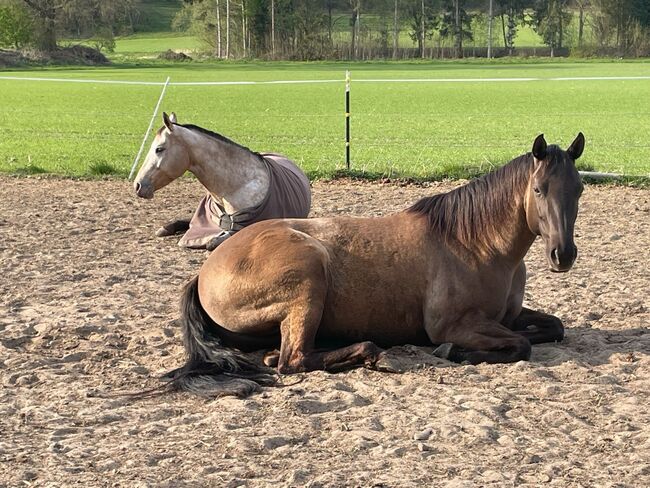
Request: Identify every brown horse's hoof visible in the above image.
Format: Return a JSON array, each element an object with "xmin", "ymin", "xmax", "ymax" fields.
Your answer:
[
  {"xmin": 263, "ymin": 350, "xmax": 280, "ymax": 368},
  {"xmin": 432, "ymin": 343, "xmax": 460, "ymax": 362},
  {"xmin": 372, "ymin": 351, "xmax": 403, "ymax": 373}
]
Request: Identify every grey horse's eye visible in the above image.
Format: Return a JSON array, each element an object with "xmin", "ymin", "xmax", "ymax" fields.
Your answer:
[{"xmin": 155, "ymin": 146, "xmax": 165, "ymax": 154}]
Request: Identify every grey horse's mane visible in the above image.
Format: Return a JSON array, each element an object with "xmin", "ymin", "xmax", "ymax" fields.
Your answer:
[
  {"xmin": 179, "ymin": 123, "xmax": 256, "ymax": 154},
  {"xmin": 157, "ymin": 122, "xmax": 260, "ymax": 157}
]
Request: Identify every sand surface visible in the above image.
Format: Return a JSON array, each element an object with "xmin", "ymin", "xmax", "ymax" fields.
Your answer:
[{"xmin": 1, "ymin": 176, "xmax": 649, "ymax": 487}]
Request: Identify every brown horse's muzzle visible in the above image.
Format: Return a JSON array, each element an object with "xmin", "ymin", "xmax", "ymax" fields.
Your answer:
[{"xmin": 547, "ymin": 242, "xmax": 577, "ymax": 273}]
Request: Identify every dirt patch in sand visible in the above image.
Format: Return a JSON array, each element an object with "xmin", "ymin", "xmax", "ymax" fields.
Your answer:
[{"xmin": 1, "ymin": 176, "xmax": 649, "ymax": 487}]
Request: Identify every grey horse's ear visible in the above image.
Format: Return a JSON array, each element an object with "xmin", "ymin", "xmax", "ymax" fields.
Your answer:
[
  {"xmin": 532, "ymin": 134, "xmax": 547, "ymax": 161},
  {"xmin": 567, "ymin": 132, "xmax": 585, "ymax": 161},
  {"xmin": 162, "ymin": 112, "xmax": 174, "ymax": 132},
  {"xmin": 169, "ymin": 112, "xmax": 178, "ymax": 123}
]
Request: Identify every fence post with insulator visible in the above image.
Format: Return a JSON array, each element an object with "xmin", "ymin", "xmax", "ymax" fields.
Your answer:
[{"xmin": 345, "ymin": 70, "xmax": 351, "ymax": 171}]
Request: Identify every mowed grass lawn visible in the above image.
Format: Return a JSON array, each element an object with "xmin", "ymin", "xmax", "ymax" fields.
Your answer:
[{"xmin": 1, "ymin": 60, "xmax": 649, "ymax": 179}]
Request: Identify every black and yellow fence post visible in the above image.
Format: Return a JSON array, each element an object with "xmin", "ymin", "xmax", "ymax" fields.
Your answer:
[{"xmin": 345, "ymin": 70, "xmax": 351, "ymax": 171}]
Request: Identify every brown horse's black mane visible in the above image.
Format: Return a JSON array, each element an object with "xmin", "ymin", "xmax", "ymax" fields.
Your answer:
[{"xmin": 408, "ymin": 150, "xmax": 542, "ymax": 255}]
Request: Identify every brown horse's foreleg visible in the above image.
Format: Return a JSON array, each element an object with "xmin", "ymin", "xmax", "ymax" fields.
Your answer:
[
  {"xmin": 509, "ymin": 307, "xmax": 564, "ymax": 344},
  {"xmin": 156, "ymin": 219, "xmax": 191, "ymax": 237},
  {"xmin": 430, "ymin": 313, "xmax": 532, "ymax": 365}
]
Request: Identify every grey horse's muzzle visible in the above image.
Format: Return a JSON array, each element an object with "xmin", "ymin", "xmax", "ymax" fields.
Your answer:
[{"xmin": 134, "ymin": 180, "xmax": 154, "ymax": 199}]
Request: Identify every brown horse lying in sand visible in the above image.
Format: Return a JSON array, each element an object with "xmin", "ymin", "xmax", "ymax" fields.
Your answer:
[{"xmin": 165, "ymin": 133, "xmax": 585, "ymax": 397}]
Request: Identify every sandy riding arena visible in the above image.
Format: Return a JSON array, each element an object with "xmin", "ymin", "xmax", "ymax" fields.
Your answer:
[{"xmin": 1, "ymin": 175, "xmax": 649, "ymax": 487}]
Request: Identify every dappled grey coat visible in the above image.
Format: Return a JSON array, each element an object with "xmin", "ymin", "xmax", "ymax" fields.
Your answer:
[{"xmin": 179, "ymin": 153, "xmax": 311, "ymax": 249}]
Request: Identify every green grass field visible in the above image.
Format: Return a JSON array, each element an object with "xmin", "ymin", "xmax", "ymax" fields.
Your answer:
[
  {"xmin": 113, "ymin": 34, "xmax": 201, "ymax": 56},
  {"xmin": 1, "ymin": 60, "xmax": 649, "ymax": 180}
]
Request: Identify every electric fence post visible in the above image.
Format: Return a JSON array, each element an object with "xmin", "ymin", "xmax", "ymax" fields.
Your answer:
[{"xmin": 345, "ymin": 70, "xmax": 351, "ymax": 171}]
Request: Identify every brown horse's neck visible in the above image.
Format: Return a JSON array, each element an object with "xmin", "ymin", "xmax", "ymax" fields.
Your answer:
[
  {"xmin": 180, "ymin": 127, "xmax": 270, "ymax": 214},
  {"xmin": 409, "ymin": 154, "xmax": 537, "ymax": 266}
]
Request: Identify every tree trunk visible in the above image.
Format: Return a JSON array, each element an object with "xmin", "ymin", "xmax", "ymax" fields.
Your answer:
[
  {"xmin": 23, "ymin": 0, "xmax": 57, "ymax": 51},
  {"xmin": 421, "ymin": 0, "xmax": 425, "ymax": 58},
  {"xmin": 226, "ymin": 0, "xmax": 230, "ymax": 58},
  {"xmin": 350, "ymin": 8, "xmax": 357, "ymax": 59},
  {"xmin": 327, "ymin": 4, "xmax": 333, "ymax": 42},
  {"xmin": 392, "ymin": 0, "xmax": 398, "ymax": 59},
  {"xmin": 356, "ymin": 5, "xmax": 361, "ymax": 59},
  {"xmin": 505, "ymin": 11, "xmax": 515, "ymax": 55},
  {"xmin": 558, "ymin": 2, "xmax": 563, "ymax": 49},
  {"xmin": 578, "ymin": 2, "xmax": 584, "ymax": 48},
  {"xmin": 271, "ymin": 0, "xmax": 275, "ymax": 57},
  {"xmin": 501, "ymin": 13, "xmax": 507, "ymax": 51},
  {"xmin": 241, "ymin": 0, "xmax": 246, "ymax": 57},
  {"xmin": 216, "ymin": 0, "xmax": 222, "ymax": 57},
  {"xmin": 455, "ymin": 0, "xmax": 462, "ymax": 58},
  {"xmin": 39, "ymin": 16, "xmax": 57, "ymax": 51},
  {"xmin": 487, "ymin": 0, "xmax": 493, "ymax": 58}
]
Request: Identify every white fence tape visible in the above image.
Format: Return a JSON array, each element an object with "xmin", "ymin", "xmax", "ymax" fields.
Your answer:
[
  {"xmin": 2, "ymin": 75, "xmax": 650, "ymax": 86},
  {"xmin": 128, "ymin": 76, "xmax": 171, "ymax": 180},
  {"xmin": 0, "ymin": 75, "xmax": 164, "ymax": 85}
]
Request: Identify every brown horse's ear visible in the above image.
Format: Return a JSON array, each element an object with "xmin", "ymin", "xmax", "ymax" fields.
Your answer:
[
  {"xmin": 169, "ymin": 112, "xmax": 178, "ymax": 123},
  {"xmin": 532, "ymin": 134, "xmax": 547, "ymax": 161},
  {"xmin": 567, "ymin": 132, "xmax": 585, "ymax": 161},
  {"xmin": 162, "ymin": 112, "xmax": 174, "ymax": 132}
]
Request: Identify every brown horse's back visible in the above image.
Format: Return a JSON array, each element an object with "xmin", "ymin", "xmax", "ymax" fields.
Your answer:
[{"xmin": 198, "ymin": 213, "xmax": 432, "ymax": 347}]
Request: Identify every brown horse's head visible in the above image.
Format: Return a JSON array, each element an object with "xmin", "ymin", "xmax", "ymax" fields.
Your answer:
[
  {"xmin": 525, "ymin": 133, "xmax": 585, "ymax": 273},
  {"xmin": 134, "ymin": 112, "xmax": 190, "ymax": 199}
]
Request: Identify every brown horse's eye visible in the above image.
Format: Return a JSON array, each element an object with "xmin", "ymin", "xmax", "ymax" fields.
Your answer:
[
  {"xmin": 533, "ymin": 187, "xmax": 541, "ymax": 195},
  {"xmin": 155, "ymin": 146, "xmax": 165, "ymax": 154}
]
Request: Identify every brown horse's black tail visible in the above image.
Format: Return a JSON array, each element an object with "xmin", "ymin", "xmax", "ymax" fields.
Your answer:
[{"xmin": 163, "ymin": 276, "xmax": 277, "ymax": 397}]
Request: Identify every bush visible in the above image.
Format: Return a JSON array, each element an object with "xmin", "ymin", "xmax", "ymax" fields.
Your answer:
[
  {"xmin": 0, "ymin": 2, "xmax": 34, "ymax": 49},
  {"xmin": 91, "ymin": 27, "xmax": 116, "ymax": 54}
]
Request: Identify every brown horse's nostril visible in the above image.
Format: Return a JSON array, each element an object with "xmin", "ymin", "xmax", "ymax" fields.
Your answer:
[
  {"xmin": 135, "ymin": 182, "xmax": 141, "ymax": 193},
  {"xmin": 551, "ymin": 245, "xmax": 577, "ymax": 271},
  {"xmin": 550, "ymin": 248, "xmax": 560, "ymax": 266}
]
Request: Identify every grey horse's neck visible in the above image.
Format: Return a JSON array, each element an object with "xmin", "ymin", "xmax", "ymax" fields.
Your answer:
[{"xmin": 180, "ymin": 126, "xmax": 270, "ymax": 215}]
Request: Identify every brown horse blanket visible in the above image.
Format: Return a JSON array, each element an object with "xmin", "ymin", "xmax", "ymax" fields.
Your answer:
[{"xmin": 179, "ymin": 153, "xmax": 311, "ymax": 249}]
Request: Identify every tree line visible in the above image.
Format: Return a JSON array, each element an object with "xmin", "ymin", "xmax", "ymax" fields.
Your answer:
[
  {"xmin": 0, "ymin": 0, "xmax": 139, "ymax": 52},
  {"xmin": 1, "ymin": 0, "xmax": 650, "ymax": 59}
]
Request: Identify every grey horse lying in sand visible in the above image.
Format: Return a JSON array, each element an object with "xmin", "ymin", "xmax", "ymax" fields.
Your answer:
[{"xmin": 134, "ymin": 112, "xmax": 311, "ymax": 250}]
